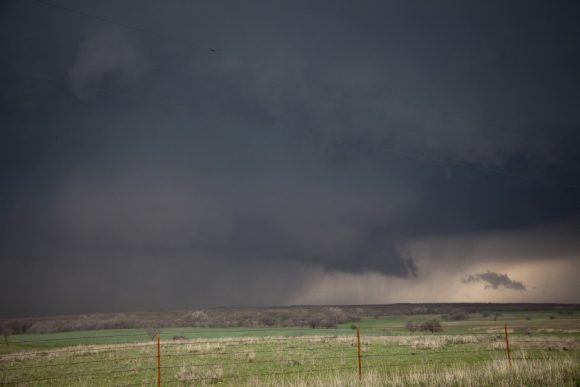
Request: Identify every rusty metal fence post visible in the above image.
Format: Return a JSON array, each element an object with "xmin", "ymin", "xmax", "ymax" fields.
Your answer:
[
  {"xmin": 356, "ymin": 326, "xmax": 362, "ymax": 380},
  {"xmin": 157, "ymin": 334, "xmax": 161, "ymax": 386},
  {"xmin": 504, "ymin": 323, "xmax": 512, "ymax": 367}
]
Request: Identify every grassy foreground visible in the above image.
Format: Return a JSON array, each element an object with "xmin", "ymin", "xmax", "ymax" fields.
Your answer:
[{"xmin": 1, "ymin": 311, "xmax": 578, "ymax": 386}]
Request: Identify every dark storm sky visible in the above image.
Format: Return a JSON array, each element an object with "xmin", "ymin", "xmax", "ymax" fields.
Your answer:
[{"xmin": 1, "ymin": 0, "xmax": 579, "ymax": 316}]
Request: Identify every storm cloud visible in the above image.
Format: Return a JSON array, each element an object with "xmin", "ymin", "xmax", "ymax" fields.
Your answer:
[
  {"xmin": 0, "ymin": 0, "xmax": 579, "ymax": 315},
  {"xmin": 463, "ymin": 271, "xmax": 526, "ymax": 291}
]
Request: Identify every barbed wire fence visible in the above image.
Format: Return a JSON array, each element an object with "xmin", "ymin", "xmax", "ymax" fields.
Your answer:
[{"xmin": 1, "ymin": 324, "xmax": 578, "ymax": 386}]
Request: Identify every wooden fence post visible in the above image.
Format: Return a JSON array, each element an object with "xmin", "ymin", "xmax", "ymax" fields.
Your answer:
[
  {"xmin": 157, "ymin": 334, "xmax": 161, "ymax": 387},
  {"xmin": 356, "ymin": 326, "xmax": 362, "ymax": 380},
  {"xmin": 503, "ymin": 323, "xmax": 512, "ymax": 367}
]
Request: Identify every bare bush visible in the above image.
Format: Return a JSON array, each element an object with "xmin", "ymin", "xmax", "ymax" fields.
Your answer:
[
  {"xmin": 1, "ymin": 327, "xmax": 13, "ymax": 345},
  {"xmin": 404, "ymin": 319, "xmax": 442, "ymax": 333},
  {"xmin": 145, "ymin": 328, "xmax": 160, "ymax": 341},
  {"xmin": 420, "ymin": 319, "xmax": 443, "ymax": 333},
  {"xmin": 442, "ymin": 309, "xmax": 468, "ymax": 321},
  {"xmin": 405, "ymin": 321, "xmax": 419, "ymax": 333}
]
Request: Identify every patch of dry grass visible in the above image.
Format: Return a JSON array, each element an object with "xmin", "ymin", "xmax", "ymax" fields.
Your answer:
[
  {"xmin": 177, "ymin": 364, "xmax": 224, "ymax": 385},
  {"xmin": 358, "ymin": 334, "xmax": 497, "ymax": 349},
  {"xmin": 252, "ymin": 356, "xmax": 579, "ymax": 386}
]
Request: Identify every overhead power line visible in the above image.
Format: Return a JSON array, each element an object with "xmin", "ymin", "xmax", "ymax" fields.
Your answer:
[{"xmin": 32, "ymin": 0, "xmax": 188, "ymax": 45}]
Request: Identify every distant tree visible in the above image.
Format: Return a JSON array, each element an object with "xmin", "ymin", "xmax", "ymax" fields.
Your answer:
[
  {"xmin": 258, "ymin": 315, "xmax": 276, "ymax": 327},
  {"xmin": 420, "ymin": 320, "xmax": 442, "ymax": 334},
  {"xmin": 405, "ymin": 321, "xmax": 419, "ymax": 333},
  {"xmin": 145, "ymin": 328, "xmax": 160, "ymax": 341},
  {"xmin": 1, "ymin": 328, "xmax": 13, "ymax": 345},
  {"xmin": 442, "ymin": 309, "xmax": 468, "ymax": 321}
]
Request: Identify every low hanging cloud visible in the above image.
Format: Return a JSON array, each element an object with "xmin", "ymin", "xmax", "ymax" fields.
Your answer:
[
  {"xmin": 69, "ymin": 26, "xmax": 145, "ymax": 98},
  {"xmin": 463, "ymin": 271, "xmax": 526, "ymax": 291}
]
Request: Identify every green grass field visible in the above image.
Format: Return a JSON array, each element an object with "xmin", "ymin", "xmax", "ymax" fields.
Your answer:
[
  {"xmin": 342, "ymin": 310, "xmax": 580, "ymax": 335},
  {"xmin": 1, "ymin": 311, "xmax": 578, "ymax": 386}
]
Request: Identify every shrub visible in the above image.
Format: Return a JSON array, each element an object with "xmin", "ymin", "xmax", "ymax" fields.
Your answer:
[
  {"xmin": 405, "ymin": 321, "xmax": 419, "ymax": 333},
  {"xmin": 420, "ymin": 319, "xmax": 442, "ymax": 333},
  {"xmin": 1, "ymin": 327, "xmax": 13, "ymax": 345},
  {"xmin": 145, "ymin": 328, "xmax": 160, "ymax": 341},
  {"xmin": 405, "ymin": 320, "xmax": 442, "ymax": 333},
  {"xmin": 442, "ymin": 309, "xmax": 468, "ymax": 321}
]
